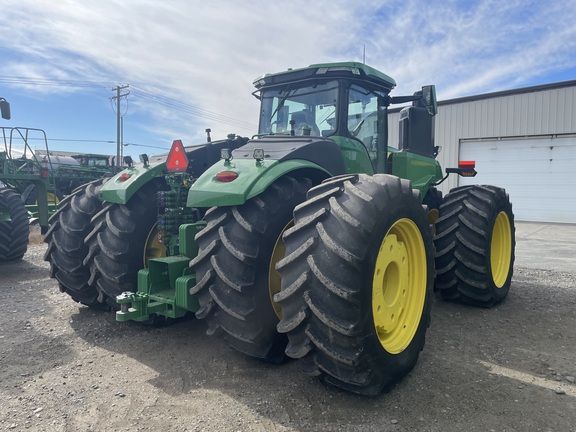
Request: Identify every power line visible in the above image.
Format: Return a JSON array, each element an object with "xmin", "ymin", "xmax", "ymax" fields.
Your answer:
[
  {"xmin": 130, "ymin": 85, "xmax": 257, "ymax": 131},
  {"xmin": 0, "ymin": 76, "xmax": 113, "ymax": 88},
  {"xmin": 123, "ymin": 142, "xmax": 170, "ymax": 150},
  {"xmin": 9, "ymin": 136, "xmax": 114, "ymax": 144},
  {"xmin": 1, "ymin": 75, "xmax": 258, "ymax": 131},
  {"xmin": 15, "ymin": 137, "xmax": 167, "ymax": 149}
]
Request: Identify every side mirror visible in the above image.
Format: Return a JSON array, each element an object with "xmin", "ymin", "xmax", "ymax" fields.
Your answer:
[
  {"xmin": 0, "ymin": 98, "xmax": 11, "ymax": 120},
  {"xmin": 421, "ymin": 85, "xmax": 437, "ymax": 116}
]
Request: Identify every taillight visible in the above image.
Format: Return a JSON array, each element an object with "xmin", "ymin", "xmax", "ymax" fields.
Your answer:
[
  {"xmin": 166, "ymin": 139, "xmax": 189, "ymax": 173},
  {"xmin": 458, "ymin": 160, "xmax": 477, "ymax": 177},
  {"xmin": 215, "ymin": 171, "xmax": 239, "ymax": 182},
  {"xmin": 459, "ymin": 160, "xmax": 476, "ymax": 170},
  {"xmin": 119, "ymin": 173, "xmax": 132, "ymax": 182}
]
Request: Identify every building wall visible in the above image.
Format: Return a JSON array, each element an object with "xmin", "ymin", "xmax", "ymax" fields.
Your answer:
[{"xmin": 388, "ymin": 82, "xmax": 576, "ymax": 194}]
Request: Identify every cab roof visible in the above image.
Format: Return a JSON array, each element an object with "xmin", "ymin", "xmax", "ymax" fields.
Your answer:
[{"xmin": 253, "ymin": 61, "xmax": 396, "ymax": 93}]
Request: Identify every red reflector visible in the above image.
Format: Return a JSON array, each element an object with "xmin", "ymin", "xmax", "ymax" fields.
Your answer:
[
  {"xmin": 215, "ymin": 171, "xmax": 238, "ymax": 182},
  {"xmin": 459, "ymin": 160, "xmax": 476, "ymax": 169},
  {"xmin": 119, "ymin": 173, "xmax": 132, "ymax": 182},
  {"xmin": 166, "ymin": 139, "xmax": 189, "ymax": 173}
]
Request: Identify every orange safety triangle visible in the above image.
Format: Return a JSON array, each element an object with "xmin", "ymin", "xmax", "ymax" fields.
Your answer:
[{"xmin": 166, "ymin": 140, "xmax": 189, "ymax": 172}]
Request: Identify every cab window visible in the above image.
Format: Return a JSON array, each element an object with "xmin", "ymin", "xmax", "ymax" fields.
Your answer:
[
  {"xmin": 259, "ymin": 81, "xmax": 338, "ymax": 136},
  {"xmin": 347, "ymin": 85, "xmax": 379, "ymax": 164}
]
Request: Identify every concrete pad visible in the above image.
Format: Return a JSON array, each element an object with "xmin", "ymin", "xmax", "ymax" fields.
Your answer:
[{"xmin": 514, "ymin": 222, "xmax": 576, "ymax": 272}]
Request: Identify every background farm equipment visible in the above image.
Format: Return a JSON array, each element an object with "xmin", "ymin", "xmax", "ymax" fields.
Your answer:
[{"xmin": 0, "ymin": 105, "xmax": 120, "ymax": 262}]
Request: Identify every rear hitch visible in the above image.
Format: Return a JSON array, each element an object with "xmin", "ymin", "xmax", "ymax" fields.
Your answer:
[
  {"xmin": 116, "ymin": 291, "xmax": 153, "ymax": 322},
  {"xmin": 115, "ymin": 257, "xmax": 200, "ymax": 322},
  {"xmin": 115, "ymin": 222, "xmax": 205, "ymax": 323}
]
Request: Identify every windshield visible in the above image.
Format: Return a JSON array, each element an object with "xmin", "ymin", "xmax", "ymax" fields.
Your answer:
[{"xmin": 258, "ymin": 80, "xmax": 339, "ymax": 136}]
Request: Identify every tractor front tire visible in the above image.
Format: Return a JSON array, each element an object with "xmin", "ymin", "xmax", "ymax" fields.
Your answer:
[
  {"xmin": 0, "ymin": 188, "xmax": 29, "ymax": 262},
  {"xmin": 275, "ymin": 174, "xmax": 434, "ymax": 395},
  {"xmin": 44, "ymin": 179, "xmax": 108, "ymax": 307},
  {"xmin": 434, "ymin": 185, "xmax": 515, "ymax": 307},
  {"xmin": 83, "ymin": 182, "xmax": 163, "ymax": 309},
  {"xmin": 190, "ymin": 176, "xmax": 310, "ymax": 363}
]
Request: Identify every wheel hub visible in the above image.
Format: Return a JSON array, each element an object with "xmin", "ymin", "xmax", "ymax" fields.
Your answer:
[
  {"xmin": 372, "ymin": 218, "xmax": 426, "ymax": 354},
  {"xmin": 144, "ymin": 223, "xmax": 167, "ymax": 266},
  {"xmin": 491, "ymin": 211, "xmax": 512, "ymax": 288}
]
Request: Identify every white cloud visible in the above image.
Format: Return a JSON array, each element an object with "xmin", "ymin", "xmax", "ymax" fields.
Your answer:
[
  {"xmin": 365, "ymin": 0, "xmax": 576, "ymax": 93},
  {"xmin": 1, "ymin": 0, "xmax": 575, "ymax": 145}
]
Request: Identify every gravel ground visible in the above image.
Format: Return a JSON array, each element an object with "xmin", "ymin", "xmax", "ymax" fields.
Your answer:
[{"xmin": 1, "ymin": 223, "xmax": 576, "ymax": 431}]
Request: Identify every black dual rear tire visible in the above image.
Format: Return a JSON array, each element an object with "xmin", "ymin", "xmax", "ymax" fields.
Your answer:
[
  {"xmin": 275, "ymin": 174, "xmax": 434, "ymax": 395},
  {"xmin": 44, "ymin": 179, "xmax": 108, "ymax": 307},
  {"xmin": 190, "ymin": 176, "xmax": 310, "ymax": 363},
  {"xmin": 434, "ymin": 185, "xmax": 515, "ymax": 307},
  {"xmin": 83, "ymin": 182, "xmax": 163, "ymax": 309}
]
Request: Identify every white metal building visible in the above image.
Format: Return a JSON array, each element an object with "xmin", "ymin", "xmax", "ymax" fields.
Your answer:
[{"xmin": 389, "ymin": 81, "xmax": 576, "ymax": 223}]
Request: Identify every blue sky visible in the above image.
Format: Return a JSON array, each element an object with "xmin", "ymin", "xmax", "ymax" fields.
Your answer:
[{"xmin": 1, "ymin": 0, "xmax": 575, "ymax": 160}]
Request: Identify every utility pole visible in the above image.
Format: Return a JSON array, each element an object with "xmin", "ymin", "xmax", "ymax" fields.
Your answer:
[{"xmin": 111, "ymin": 85, "xmax": 129, "ymax": 166}]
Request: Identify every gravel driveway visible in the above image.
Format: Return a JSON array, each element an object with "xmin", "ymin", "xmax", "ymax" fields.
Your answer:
[{"xmin": 1, "ymin": 222, "xmax": 575, "ymax": 431}]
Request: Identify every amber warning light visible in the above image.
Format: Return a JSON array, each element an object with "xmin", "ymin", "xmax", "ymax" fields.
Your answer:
[{"xmin": 166, "ymin": 140, "xmax": 189, "ymax": 173}]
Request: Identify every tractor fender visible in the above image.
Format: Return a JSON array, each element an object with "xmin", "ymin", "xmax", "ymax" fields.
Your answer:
[
  {"xmin": 187, "ymin": 136, "xmax": 346, "ymax": 208},
  {"xmin": 187, "ymin": 158, "xmax": 333, "ymax": 208},
  {"xmin": 99, "ymin": 161, "xmax": 166, "ymax": 204},
  {"xmin": 99, "ymin": 136, "xmax": 249, "ymax": 204}
]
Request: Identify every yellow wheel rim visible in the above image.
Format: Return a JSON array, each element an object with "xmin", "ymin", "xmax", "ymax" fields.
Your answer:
[
  {"xmin": 490, "ymin": 211, "xmax": 512, "ymax": 288},
  {"xmin": 268, "ymin": 220, "xmax": 294, "ymax": 320},
  {"xmin": 143, "ymin": 223, "xmax": 167, "ymax": 267},
  {"xmin": 372, "ymin": 218, "xmax": 427, "ymax": 354}
]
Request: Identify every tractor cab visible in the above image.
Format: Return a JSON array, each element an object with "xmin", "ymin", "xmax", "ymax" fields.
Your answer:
[{"xmin": 253, "ymin": 62, "xmax": 438, "ymax": 175}]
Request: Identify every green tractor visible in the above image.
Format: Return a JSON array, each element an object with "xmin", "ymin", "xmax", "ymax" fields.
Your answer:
[{"xmin": 45, "ymin": 62, "xmax": 515, "ymax": 395}]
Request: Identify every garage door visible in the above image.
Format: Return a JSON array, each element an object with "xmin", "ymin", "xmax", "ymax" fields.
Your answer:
[{"xmin": 459, "ymin": 136, "xmax": 576, "ymax": 223}]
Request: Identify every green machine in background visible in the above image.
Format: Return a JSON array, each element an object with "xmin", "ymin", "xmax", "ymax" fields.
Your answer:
[{"xmin": 0, "ymin": 118, "xmax": 120, "ymax": 262}]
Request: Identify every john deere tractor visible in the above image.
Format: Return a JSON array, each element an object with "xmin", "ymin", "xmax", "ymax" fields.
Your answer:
[{"xmin": 45, "ymin": 62, "xmax": 515, "ymax": 395}]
